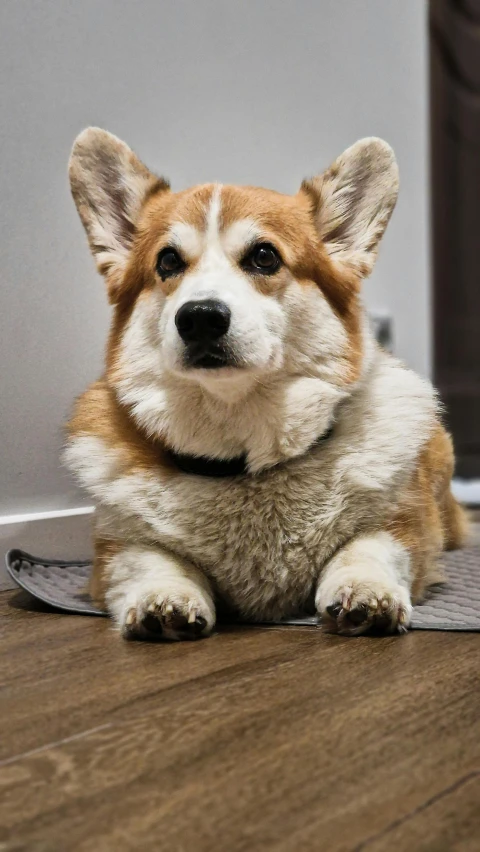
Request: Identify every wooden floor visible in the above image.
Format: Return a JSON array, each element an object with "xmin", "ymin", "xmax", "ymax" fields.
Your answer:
[{"xmin": 1, "ymin": 589, "xmax": 480, "ymax": 852}]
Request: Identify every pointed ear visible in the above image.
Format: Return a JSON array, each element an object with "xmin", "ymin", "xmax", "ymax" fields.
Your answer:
[
  {"xmin": 301, "ymin": 138, "xmax": 399, "ymax": 277},
  {"xmin": 69, "ymin": 128, "xmax": 169, "ymax": 300}
]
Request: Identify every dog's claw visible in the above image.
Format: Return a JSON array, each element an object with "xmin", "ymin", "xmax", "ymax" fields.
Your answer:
[
  {"xmin": 122, "ymin": 595, "xmax": 211, "ymax": 642},
  {"xmin": 326, "ymin": 603, "xmax": 343, "ymax": 619},
  {"xmin": 320, "ymin": 582, "xmax": 411, "ymax": 636}
]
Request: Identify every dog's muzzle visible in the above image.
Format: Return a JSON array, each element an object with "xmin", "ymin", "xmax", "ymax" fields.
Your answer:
[{"xmin": 175, "ymin": 299, "xmax": 234, "ymax": 368}]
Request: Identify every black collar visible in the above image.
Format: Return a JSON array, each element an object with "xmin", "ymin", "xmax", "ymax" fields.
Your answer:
[{"xmin": 167, "ymin": 426, "xmax": 334, "ymax": 478}]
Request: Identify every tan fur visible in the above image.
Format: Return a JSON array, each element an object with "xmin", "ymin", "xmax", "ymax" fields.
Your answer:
[
  {"xmin": 90, "ymin": 537, "xmax": 121, "ymax": 609},
  {"xmin": 68, "ymin": 379, "xmax": 174, "ymax": 474},
  {"xmin": 65, "ymin": 128, "xmax": 466, "ymax": 640},
  {"xmin": 107, "ymin": 182, "xmax": 365, "ymax": 388},
  {"xmin": 79, "ymin": 388, "xmax": 466, "ymax": 616},
  {"xmin": 387, "ymin": 426, "xmax": 469, "ymax": 602}
]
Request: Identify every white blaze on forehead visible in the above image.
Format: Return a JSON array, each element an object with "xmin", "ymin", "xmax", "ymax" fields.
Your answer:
[
  {"xmin": 205, "ymin": 184, "xmax": 223, "ymax": 245},
  {"xmin": 165, "ymin": 186, "xmax": 261, "ymax": 264},
  {"xmin": 164, "ymin": 185, "xmax": 223, "ymax": 262},
  {"xmin": 205, "ymin": 187, "xmax": 261, "ymax": 255}
]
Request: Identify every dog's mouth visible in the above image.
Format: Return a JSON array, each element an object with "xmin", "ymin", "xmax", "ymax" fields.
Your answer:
[{"xmin": 184, "ymin": 344, "xmax": 238, "ymax": 370}]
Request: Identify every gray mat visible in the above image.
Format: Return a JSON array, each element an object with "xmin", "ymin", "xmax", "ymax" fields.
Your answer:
[
  {"xmin": 5, "ymin": 543, "xmax": 480, "ymax": 630},
  {"xmin": 6, "ymin": 550, "xmax": 106, "ymax": 616}
]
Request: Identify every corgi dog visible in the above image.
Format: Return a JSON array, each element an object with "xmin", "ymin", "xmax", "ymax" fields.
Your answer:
[{"xmin": 65, "ymin": 128, "xmax": 466, "ymax": 640}]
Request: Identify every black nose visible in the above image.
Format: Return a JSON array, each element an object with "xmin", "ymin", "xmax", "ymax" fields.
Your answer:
[{"xmin": 175, "ymin": 300, "xmax": 231, "ymax": 344}]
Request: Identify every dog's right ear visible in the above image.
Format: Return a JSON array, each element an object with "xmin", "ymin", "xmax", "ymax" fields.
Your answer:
[{"xmin": 69, "ymin": 128, "xmax": 169, "ymax": 301}]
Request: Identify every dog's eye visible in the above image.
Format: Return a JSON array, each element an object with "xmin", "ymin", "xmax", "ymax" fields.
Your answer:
[
  {"xmin": 156, "ymin": 248, "xmax": 186, "ymax": 279},
  {"xmin": 242, "ymin": 243, "xmax": 281, "ymax": 275}
]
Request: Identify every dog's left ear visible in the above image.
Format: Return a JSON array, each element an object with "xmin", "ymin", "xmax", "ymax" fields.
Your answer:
[
  {"xmin": 301, "ymin": 138, "xmax": 399, "ymax": 277},
  {"xmin": 69, "ymin": 127, "xmax": 169, "ymax": 301}
]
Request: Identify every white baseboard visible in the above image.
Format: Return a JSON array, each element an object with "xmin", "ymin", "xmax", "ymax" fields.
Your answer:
[
  {"xmin": 0, "ymin": 506, "xmax": 94, "ymax": 591},
  {"xmin": 451, "ymin": 479, "xmax": 480, "ymax": 507}
]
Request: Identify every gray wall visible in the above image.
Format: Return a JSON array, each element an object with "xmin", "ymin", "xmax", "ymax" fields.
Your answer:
[{"xmin": 0, "ymin": 0, "xmax": 429, "ymax": 517}]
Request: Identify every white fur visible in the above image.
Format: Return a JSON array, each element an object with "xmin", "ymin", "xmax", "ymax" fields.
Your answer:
[
  {"xmin": 114, "ymin": 287, "xmax": 349, "ymax": 467},
  {"xmin": 67, "ymin": 130, "xmax": 435, "ymax": 636},
  {"xmin": 66, "ymin": 348, "xmax": 437, "ymax": 623},
  {"xmin": 316, "ymin": 531, "xmax": 412, "ymax": 634},
  {"xmin": 205, "ymin": 184, "xmax": 222, "ymax": 242},
  {"xmin": 222, "ymin": 218, "xmax": 260, "ymax": 255},
  {"xmin": 105, "ymin": 545, "xmax": 215, "ymax": 639},
  {"xmin": 113, "ymin": 181, "xmax": 359, "ymax": 463},
  {"xmin": 167, "ymin": 222, "xmax": 203, "ymax": 258},
  {"xmin": 157, "ymin": 188, "xmax": 286, "ymax": 394}
]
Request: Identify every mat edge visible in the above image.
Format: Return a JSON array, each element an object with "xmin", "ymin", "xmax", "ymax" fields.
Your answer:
[{"xmin": 5, "ymin": 549, "xmax": 107, "ymax": 617}]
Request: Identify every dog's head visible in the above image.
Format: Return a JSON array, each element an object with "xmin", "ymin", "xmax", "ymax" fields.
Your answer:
[{"xmin": 69, "ymin": 129, "xmax": 398, "ymax": 456}]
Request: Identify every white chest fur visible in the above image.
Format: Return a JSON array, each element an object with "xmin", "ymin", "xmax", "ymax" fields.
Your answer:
[{"xmin": 65, "ymin": 354, "xmax": 437, "ymax": 619}]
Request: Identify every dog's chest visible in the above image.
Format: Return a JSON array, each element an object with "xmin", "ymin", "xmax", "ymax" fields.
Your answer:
[
  {"xmin": 75, "ymin": 354, "xmax": 437, "ymax": 619},
  {"xmin": 125, "ymin": 449, "xmax": 381, "ymax": 619}
]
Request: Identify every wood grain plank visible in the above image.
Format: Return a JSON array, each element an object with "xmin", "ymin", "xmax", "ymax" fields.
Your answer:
[
  {"xmin": 359, "ymin": 772, "xmax": 480, "ymax": 851},
  {"xmin": 1, "ymin": 590, "xmax": 479, "ymax": 852}
]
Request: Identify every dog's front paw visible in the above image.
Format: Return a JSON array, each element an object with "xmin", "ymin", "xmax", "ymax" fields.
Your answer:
[
  {"xmin": 317, "ymin": 576, "xmax": 412, "ymax": 636},
  {"xmin": 120, "ymin": 590, "xmax": 215, "ymax": 641}
]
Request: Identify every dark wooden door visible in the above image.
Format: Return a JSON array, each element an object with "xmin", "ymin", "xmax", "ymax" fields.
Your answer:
[{"xmin": 430, "ymin": 0, "xmax": 480, "ymax": 477}]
